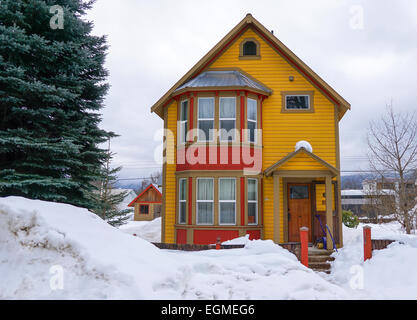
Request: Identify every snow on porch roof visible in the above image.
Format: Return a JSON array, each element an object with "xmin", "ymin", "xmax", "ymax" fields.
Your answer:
[{"xmin": 174, "ymin": 70, "xmax": 272, "ymax": 94}]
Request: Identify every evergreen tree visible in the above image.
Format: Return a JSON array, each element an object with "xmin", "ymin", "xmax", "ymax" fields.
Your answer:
[
  {"xmin": 91, "ymin": 137, "xmax": 132, "ymax": 227},
  {"xmin": 0, "ymin": 0, "xmax": 111, "ymax": 208}
]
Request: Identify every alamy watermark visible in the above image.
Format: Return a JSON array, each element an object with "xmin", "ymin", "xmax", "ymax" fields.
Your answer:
[
  {"xmin": 49, "ymin": 5, "xmax": 64, "ymax": 30},
  {"xmin": 349, "ymin": 5, "xmax": 364, "ymax": 30},
  {"xmin": 49, "ymin": 264, "xmax": 64, "ymax": 290}
]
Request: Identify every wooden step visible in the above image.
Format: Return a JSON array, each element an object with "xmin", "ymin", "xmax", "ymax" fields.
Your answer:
[
  {"xmin": 313, "ymin": 268, "xmax": 331, "ymax": 274},
  {"xmin": 309, "ymin": 255, "xmax": 335, "ymax": 263},
  {"xmin": 309, "ymin": 262, "xmax": 331, "ymax": 270}
]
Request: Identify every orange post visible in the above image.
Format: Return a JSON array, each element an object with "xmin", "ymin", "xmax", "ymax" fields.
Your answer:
[
  {"xmin": 216, "ymin": 237, "xmax": 221, "ymax": 250},
  {"xmin": 300, "ymin": 227, "xmax": 309, "ymax": 267},
  {"xmin": 363, "ymin": 226, "xmax": 372, "ymax": 261}
]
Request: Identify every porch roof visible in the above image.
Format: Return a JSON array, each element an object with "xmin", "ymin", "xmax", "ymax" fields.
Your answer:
[{"xmin": 264, "ymin": 147, "xmax": 339, "ymax": 177}]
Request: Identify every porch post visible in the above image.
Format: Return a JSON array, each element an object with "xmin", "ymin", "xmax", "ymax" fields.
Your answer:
[
  {"xmin": 325, "ymin": 175, "xmax": 334, "ymax": 250},
  {"xmin": 273, "ymin": 172, "xmax": 281, "ymax": 243}
]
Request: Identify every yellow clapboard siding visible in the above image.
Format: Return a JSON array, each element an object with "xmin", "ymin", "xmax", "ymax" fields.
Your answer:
[
  {"xmin": 164, "ymin": 101, "xmax": 177, "ymax": 243},
  {"xmin": 162, "ymin": 25, "xmax": 339, "ymax": 244},
  {"xmin": 210, "ymin": 27, "xmax": 337, "ymax": 243}
]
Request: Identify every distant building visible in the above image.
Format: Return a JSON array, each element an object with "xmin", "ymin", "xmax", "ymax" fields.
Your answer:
[
  {"xmin": 341, "ymin": 178, "xmax": 415, "ymax": 216},
  {"xmin": 128, "ymin": 184, "xmax": 162, "ymax": 221}
]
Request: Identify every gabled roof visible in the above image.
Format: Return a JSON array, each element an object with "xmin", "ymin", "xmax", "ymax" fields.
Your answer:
[
  {"xmin": 151, "ymin": 13, "xmax": 350, "ymax": 120},
  {"xmin": 174, "ymin": 70, "xmax": 272, "ymax": 95},
  {"xmin": 264, "ymin": 147, "xmax": 339, "ymax": 177},
  {"xmin": 127, "ymin": 184, "xmax": 162, "ymax": 207}
]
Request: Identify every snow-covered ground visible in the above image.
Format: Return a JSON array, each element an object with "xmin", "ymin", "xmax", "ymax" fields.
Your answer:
[
  {"xmin": 1, "ymin": 196, "xmax": 417, "ymax": 299},
  {"xmin": 119, "ymin": 218, "xmax": 161, "ymax": 243}
]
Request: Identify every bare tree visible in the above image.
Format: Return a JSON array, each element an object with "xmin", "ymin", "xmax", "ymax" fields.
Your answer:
[
  {"xmin": 135, "ymin": 171, "xmax": 162, "ymax": 194},
  {"xmin": 367, "ymin": 104, "xmax": 417, "ymax": 233}
]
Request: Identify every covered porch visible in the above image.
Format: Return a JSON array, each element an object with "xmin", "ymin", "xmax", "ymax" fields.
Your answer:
[{"xmin": 264, "ymin": 147, "xmax": 343, "ymax": 249}]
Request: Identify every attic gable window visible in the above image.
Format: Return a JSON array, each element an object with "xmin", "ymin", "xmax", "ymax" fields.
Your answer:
[
  {"xmin": 239, "ymin": 38, "xmax": 260, "ymax": 59},
  {"xmin": 243, "ymin": 41, "xmax": 257, "ymax": 55},
  {"xmin": 286, "ymin": 95, "xmax": 310, "ymax": 110},
  {"xmin": 281, "ymin": 91, "xmax": 314, "ymax": 113}
]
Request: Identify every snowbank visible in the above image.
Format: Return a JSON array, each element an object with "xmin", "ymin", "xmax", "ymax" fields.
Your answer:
[
  {"xmin": 0, "ymin": 196, "xmax": 350, "ymax": 300},
  {"xmin": 0, "ymin": 197, "xmax": 179, "ymax": 299},
  {"xmin": 4, "ymin": 196, "xmax": 416, "ymax": 299},
  {"xmin": 119, "ymin": 218, "xmax": 161, "ymax": 242},
  {"xmin": 330, "ymin": 223, "xmax": 417, "ymax": 299}
]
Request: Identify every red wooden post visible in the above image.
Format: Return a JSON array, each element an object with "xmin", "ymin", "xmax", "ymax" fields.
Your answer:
[
  {"xmin": 300, "ymin": 227, "xmax": 309, "ymax": 267},
  {"xmin": 216, "ymin": 237, "xmax": 221, "ymax": 250},
  {"xmin": 363, "ymin": 226, "xmax": 372, "ymax": 261}
]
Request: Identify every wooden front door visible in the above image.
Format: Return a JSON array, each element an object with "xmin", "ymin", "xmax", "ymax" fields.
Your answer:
[{"xmin": 288, "ymin": 184, "xmax": 312, "ymax": 242}]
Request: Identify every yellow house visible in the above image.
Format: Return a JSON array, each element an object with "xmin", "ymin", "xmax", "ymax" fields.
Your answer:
[{"xmin": 151, "ymin": 14, "xmax": 350, "ymax": 249}]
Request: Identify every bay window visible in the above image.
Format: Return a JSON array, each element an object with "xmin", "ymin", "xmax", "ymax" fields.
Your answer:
[
  {"xmin": 179, "ymin": 178, "xmax": 187, "ymax": 224},
  {"xmin": 247, "ymin": 179, "xmax": 258, "ymax": 225},
  {"xmin": 197, "ymin": 178, "xmax": 214, "ymax": 224},
  {"xmin": 219, "ymin": 178, "xmax": 236, "ymax": 225},
  {"xmin": 247, "ymin": 98, "xmax": 257, "ymax": 143},
  {"xmin": 219, "ymin": 97, "xmax": 236, "ymax": 142},
  {"xmin": 198, "ymin": 97, "xmax": 214, "ymax": 141}
]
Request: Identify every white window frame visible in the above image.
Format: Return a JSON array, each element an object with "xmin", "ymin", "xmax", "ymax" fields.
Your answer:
[
  {"xmin": 247, "ymin": 178, "xmax": 258, "ymax": 225},
  {"xmin": 219, "ymin": 97, "xmax": 236, "ymax": 142},
  {"xmin": 178, "ymin": 178, "xmax": 187, "ymax": 224},
  {"xmin": 247, "ymin": 98, "xmax": 257, "ymax": 144},
  {"xmin": 218, "ymin": 178, "xmax": 236, "ymax": 226},
  {"xmin": 179, "ymin": 100, "xmax": 188, "ymax": 144},
  {"xmin": 196, "ymin": 177, "xmax": 214, "ymax": 225},
  {"xmin": 285, "ymin": 94, "xmax": 310, "ymax": 110},
  {"xmin": 197, "ymin": 97, "xmax": 215, "ymax": 142}
]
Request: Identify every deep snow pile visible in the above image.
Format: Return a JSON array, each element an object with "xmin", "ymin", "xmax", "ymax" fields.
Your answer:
[
  {"xmin": 119, "ymin": 218, "xmax": 161, "ymax": 242},
  {"xmin": 330, "ymin": 223, "xmax": 417, "ymax": 299},
  {"xmin": 0, "ymin": 196, "xmax": 349, "ymax": 299},
  {"xmin": 0, "ymin": 197, "xmax": 181, "ymax": 299}
]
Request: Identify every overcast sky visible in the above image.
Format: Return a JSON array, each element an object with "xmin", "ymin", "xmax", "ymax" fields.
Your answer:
[{"xmin": 86, "ymin": 0, "xmax": 417, "ymax": 181}]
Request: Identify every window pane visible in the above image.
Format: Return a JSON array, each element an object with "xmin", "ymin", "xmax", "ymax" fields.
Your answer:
[
  {"xmin": 180, "ymin": 122, "xmax": 187, "ymax": 143},
  {"xmin": 286, "ymin": 95, "xmax": 309, "ymax": 109},
  {"xmin": 198, "ymin": 98, "xmax": 214, "ymax": 118},
  {"xmin": 179, "ymin": 179, "xmax": 186, "ymax": 200},
  {"xmin": 248, "ymin": 179, "xmax": 257, "ymax": 201},
  {"xmin": 248, "ymin": 203, "xmax": 257, "ymax": 224},
  {"xmin": 220, "ymin": 97, "xmax": 236, "ymax": 118},
  {"xmin": 179, "ymin": 202, "xmax": 186, "ymax": 224},
  {"xmin": 219, "ymin": 203, "xmax": 235, "ymax": 224},
  {"xmin": 198, "ymin": 120, "xmax": 213, "ymax": 141},
  {"xmin": 198, "ymin": 202, "xmax": 213, "ymax": 224},
  {"xmin": 290, "ymin": 185, "xmax": 309, "ymax": 199},
  {"xmin": 140, "ymin": 205, "xmax": 149, "ymax": 214},
  {"xmin": 243, "ymin": 41, "xmax": 257, "ymax": 56},
  {"xmin": 247, "ymin": 99, "xmax": 257, "ymax": 121},
  {"xmin": 181, "ymin": 101, "xmax": 188, "ymax": 121},
  {"xmin": 197, "ymin": 179, "xmax": 213, "ymax": 200},
  {"xmin": 248, "ymin": 121, "xmax": 256, "ymax": 143},
  {"xmin": 220, "ymin": 120, "xmax": 235, "ymax": 141},
  {"xmin": 219, "ymin": 179, "xmax": 235, "ymax": 200}
]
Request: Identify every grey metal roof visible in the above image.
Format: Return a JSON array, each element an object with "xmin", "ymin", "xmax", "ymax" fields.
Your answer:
[{"xmin": 175, "ymin": 71, "xmax": 271, "ymax": 94}]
